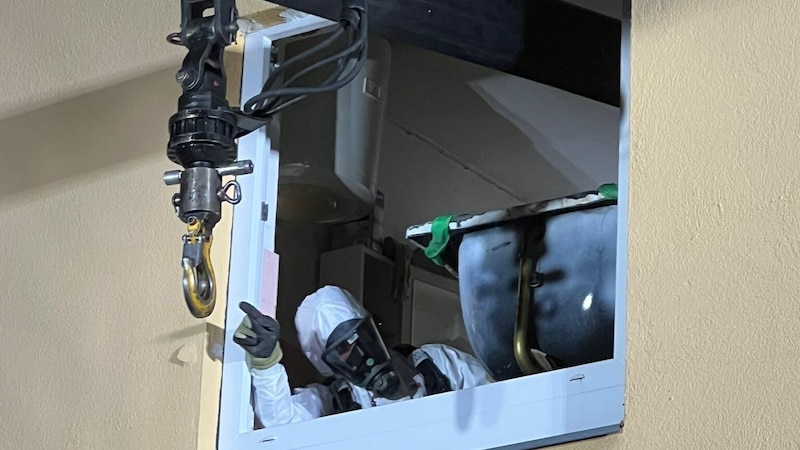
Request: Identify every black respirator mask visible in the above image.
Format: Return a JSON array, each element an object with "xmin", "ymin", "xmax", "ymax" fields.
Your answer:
[{"xmin": 321, "ymin": 317, "xmax": 416, "ymax": 400}]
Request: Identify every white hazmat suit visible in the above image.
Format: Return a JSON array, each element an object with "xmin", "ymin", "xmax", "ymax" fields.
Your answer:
[{"xmin": 250, "ymin": 286, "xmax": 494, "ymax": 428}]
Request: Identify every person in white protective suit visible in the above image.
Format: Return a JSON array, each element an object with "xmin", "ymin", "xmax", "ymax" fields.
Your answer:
[{"xmin": 233, "ymin": 285, "xmax": 495, "ymax": 428}]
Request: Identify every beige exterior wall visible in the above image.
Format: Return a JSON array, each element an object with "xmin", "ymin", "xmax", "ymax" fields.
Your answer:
[
  {"xmin": 0, "ymin": 1, "xmax": 280, "ymax": 121},
  {"xmin": 2, "ymin": 0, "xmax": 800, "ymax": 449},
  {"xmin": 0, "ymin": 64, "xmax": 235, "ymax": 449},
  {"xmin": 566, "ymin": 1, "xmax": 800, "ymax": 448}
]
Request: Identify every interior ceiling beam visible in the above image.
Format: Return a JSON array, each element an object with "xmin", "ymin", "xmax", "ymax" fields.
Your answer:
[{"xmin": 267, "ymin": 0, "xmax": 621, "ymax": 107}]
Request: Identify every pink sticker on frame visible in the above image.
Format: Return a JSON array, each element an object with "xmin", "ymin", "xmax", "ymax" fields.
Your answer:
[{"xmin": 259, "ymin": 250, "xmax": 279, "ymax": 317}]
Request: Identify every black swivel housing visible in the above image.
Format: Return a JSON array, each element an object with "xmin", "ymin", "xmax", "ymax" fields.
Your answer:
[{"xmin": 167, "ymin": 0, "xmax": 240, "ymax": 169}]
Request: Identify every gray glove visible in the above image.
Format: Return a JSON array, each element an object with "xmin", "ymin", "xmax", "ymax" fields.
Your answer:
[{"xmin": 233, "ymin": 302, "xmax": 283, "ymax": 370}]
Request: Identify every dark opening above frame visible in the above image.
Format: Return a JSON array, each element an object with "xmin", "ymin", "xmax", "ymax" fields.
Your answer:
[{"xmin": 267, "ymin": 0, "xmax": 622, "ymax": 107}]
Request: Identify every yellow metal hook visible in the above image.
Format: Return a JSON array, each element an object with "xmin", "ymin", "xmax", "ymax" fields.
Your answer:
[{"xmin": 182, "ymin": 217, "xmax": 217, "ymax": 318}]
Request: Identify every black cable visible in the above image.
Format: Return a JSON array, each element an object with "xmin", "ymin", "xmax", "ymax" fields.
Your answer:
[
  {"xmin": 260, "ymin": 26, "xmax": 346, "ymax": 93},
  {"xmin": 258, "ymin": 54, "xmax": 348, "ymax": 117},
  {"xmin": 259, "ymin": 55, "xmax": 351, "ymax": 117},
  {"xmin": 243, "ymin": 29, "xmax": 366, "ymax": 114},
  {"xmin": 245, "ymin": 28, "xmax": 363, "ymax": 113},
  {"xmin": 250, "ymin": 36, "xmax": 364, "ymax": 114},
  {"xmin": 275, "ymin": 30, "xmax": 358, "ymax": 91},
  {"xmin": 251, "ymin": 53, "xmax": 364, "ymax": 100},
  {"xmin": 252, "ymin": 43, "xmax": 353, "ymax": 114},
  {"xmin": 240, "ymin": 4, "xmax": 368, "ymax": 120}
]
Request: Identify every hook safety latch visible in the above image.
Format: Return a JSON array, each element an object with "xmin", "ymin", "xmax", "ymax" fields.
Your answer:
[{"xmin": 182, "ymin": 217, "xmax": 216, "ymax": 318}]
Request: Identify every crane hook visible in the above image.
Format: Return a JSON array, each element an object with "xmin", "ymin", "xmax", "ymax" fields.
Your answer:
[{"xmin": 182, "ymin": 217, "xmax": 216, "ymax": 318}]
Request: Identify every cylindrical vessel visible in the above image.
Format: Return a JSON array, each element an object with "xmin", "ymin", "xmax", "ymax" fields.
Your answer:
[{"xmin": 277, "ymin": 35, "xmax": 392, "ymax": 224}]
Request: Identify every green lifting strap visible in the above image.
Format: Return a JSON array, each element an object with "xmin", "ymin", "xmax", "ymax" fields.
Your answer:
[
  {"xmin": 424, "ymin": 215, "xmax": 454, "ymax": 266},
  {"xmin": 598, "ymin": 183, "xmax": 618, "ymax": 200}
]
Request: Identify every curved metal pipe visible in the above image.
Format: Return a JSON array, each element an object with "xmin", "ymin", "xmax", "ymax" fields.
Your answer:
[
  {"xmin": 460, "ymin": 205, "xmax": 617, "ymax": 378},
  {"xmin": 514, "ymin": 257, "xmax": 538, "ymax": 375},
  {"xmin": 515, "ymin": 257, "xmax": 553, "ymax": 375}
]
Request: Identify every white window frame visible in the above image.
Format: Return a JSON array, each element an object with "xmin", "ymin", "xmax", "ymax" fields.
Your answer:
[{"xmin": 218, "ymin": 4, "xmax": 631, "ymax": 448}]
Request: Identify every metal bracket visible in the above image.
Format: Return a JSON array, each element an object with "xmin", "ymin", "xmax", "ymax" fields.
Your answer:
[{"xmin": 261, "ymin": 202, "xmax": 269, "ymax": 221}]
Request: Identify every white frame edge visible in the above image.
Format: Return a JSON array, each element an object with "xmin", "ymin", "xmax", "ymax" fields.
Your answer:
[
  {"xmin": 218, "ymin": 14, "xmax": 335, "ymax": 450},
  {"xmin": 217, "ymin": 5, "xmax": 631, "ymax": 448}
]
